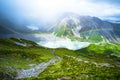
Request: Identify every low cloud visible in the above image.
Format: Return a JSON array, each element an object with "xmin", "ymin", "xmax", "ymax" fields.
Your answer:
[{"xmin": 27, "ymin": 25, "xmax": 39, "ymax": 31}]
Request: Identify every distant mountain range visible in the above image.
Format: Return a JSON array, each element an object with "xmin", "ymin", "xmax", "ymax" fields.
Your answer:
[
  {"xmin": 49, "ymin": 13, "xmax": 120, "ymax": 43},
  {"xmin": 0, "ymin": 13, "xmax": 120, "ymax": 43}
]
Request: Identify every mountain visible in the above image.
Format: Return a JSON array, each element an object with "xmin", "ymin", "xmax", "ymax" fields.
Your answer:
[
  {"xmin": 0, "ymin": 13, "xmax": 43, "ymax": 39},
  {"xmin": 0, "ymin": 38, "xmax": 120, "ymax": 79},
  {"xmin": 0, "ymin": 13, "xmax": 120, "ymax": 44},
  {"xmin": 0, "ymin": 37, "xmax": 38, "ymax": 48},
  {"xmin": 49, "ymin": 13, "xmax": 120, "ymax": 43}
]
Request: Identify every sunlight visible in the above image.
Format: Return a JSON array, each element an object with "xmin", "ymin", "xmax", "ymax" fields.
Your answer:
[{"xmin": 0, "ymin": 0, "xmax": 120, "ymax": 23}]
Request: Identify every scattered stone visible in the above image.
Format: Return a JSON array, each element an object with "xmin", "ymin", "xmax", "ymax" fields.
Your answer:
[
  {"xmin": 99, "ymin": 63, "xmax": 111, "ymax": 67},
  {"xmin": 15, "ymin": 56, "xmax": 61, "ymax": 79},
  {"xmin": 84, "ymin": 61, "xmax": 89, "ymax": 63}
]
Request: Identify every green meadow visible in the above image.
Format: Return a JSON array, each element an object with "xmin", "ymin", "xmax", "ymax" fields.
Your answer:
[{"xmin": 0, "ymin": 38, "xmax": 120, "ymax": 80}]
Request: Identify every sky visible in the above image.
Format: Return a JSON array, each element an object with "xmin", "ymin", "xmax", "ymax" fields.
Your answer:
[{"xmin": 0, "ymin": 0, "xmax": 120, "ymax": 31}]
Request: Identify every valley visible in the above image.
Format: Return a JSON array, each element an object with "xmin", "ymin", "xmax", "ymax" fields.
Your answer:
[
  {"xmin": 0, "ymin": 38, "xmax": 120, "ymax": 80},
  {"xmin": 1, "ymin": 0, "xmax": 120, "ymax": 80}
]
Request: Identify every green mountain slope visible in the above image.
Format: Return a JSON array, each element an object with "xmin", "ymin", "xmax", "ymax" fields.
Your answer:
[{"xmin": 0, "ymin": 38, "xmax": 120, "ymax": 80}]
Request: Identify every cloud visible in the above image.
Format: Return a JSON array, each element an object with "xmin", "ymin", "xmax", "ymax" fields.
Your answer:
[
  {"xmin": 27, "ymin": 25, "xmax": 39, "ymax": 31},
  {"xmin": 0, "ymin": 0, "xmax": 120, "ymax": 27},
  {"xmin": 90, "ymin": 0, "xmax": 120, "ymax": 5}
]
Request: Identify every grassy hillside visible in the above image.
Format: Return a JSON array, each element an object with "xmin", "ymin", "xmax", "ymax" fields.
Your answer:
[{"xmin": 0, "ymin": 38, "xmax": 120, "ymax": 80}]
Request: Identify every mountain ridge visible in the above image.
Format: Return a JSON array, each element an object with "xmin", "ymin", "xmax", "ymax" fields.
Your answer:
[{"xmin": 48, "ymin": 13, "xmax": 120, "ymax": 43}]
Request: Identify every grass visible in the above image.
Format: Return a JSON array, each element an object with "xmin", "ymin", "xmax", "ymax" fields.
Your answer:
[
  {"xmin": 0, "ymin": 38, "xmax": 55, "ymax": 79},
  {"xmin": 0, "ymin": 38, "xmax": 120, "ymax": 80},
  {"xmin": 29, "ymin": 55, "xmax": 120, "ymax": 80}
]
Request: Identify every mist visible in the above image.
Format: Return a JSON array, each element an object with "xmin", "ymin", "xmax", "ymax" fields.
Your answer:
[{"xmin": 0, "ymin": 0, "xmax": 120, "ymax": 30}]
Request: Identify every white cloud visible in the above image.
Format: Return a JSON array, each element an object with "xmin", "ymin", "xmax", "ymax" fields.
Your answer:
[
  {"xmin": 27, "ymin": 25, "xmax": 39, "ymax": 30},
  {"xmin": 36, "ymin": 33, "xmax": 90, "ymax": 50},
  {"xmin": 1, "ymin": 0, "xmax": 120, "ymax": 22},
  {"xmin": 39, "ymin": 40, "xmax": 90, "ymax": 50}
]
